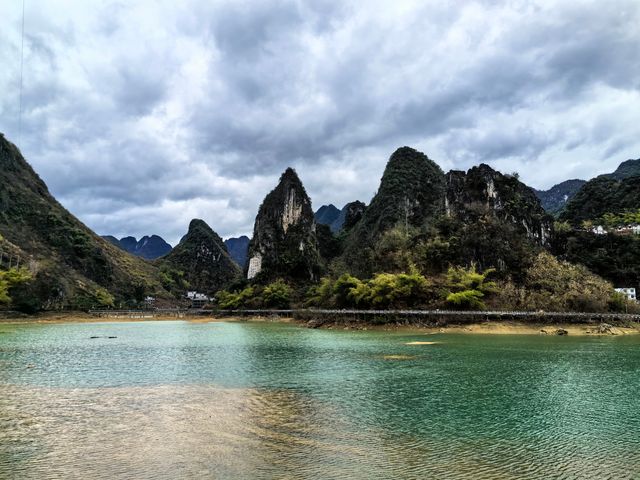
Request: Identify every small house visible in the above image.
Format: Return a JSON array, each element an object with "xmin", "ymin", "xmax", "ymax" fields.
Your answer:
[{"xmin": 615, "ymin": 288, "xmax": 637, "ymax": 302}]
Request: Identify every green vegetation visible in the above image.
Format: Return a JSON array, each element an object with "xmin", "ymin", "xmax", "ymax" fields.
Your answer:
[
  {"xmin": 561, "ymin": 176, "xmax": 640, "ymax": 226},
  {"xmin": 498, "ymin": 252, "xmax": 637, "ymax": 313},
  {"xmin": 0, "ymin": 267, "xmax": 31, "ymax": 305},
  {"xmin": 2, "ymin": 131, "xmax": 636, "ymax": 315},
  {"xmin": 216, "ymin": 286, "xmax": 256, "ymax": 309},
  {"xmin": 0, "ymin": 134, "xmax": 170, "ymax": 311},
  {"xmin": 342, "ymin": 147, "xmax": 446, "ymax": 277},
  {"xmin": 552, "ymin": 230, "xmax": 640, "ymax": 296},
  {"xmin": 262, "ymin": 279, "xmax": 292, "ymax": 308},
  {"xmin": 160, "ymin": 219, "xmax": 241, "ymax": 296},
  {"xmin": 599, "ymin": 210, "xmax": 640, "ymax": 229},
  {"xmin": 216, "ymin": 280, "xmax": 292, "ymax": 309},
  {"xmin": 445, "ymin": 265, "xmax": 497, "ymax": 310}
]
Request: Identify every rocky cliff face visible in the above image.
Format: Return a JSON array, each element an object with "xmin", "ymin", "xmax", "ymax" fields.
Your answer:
[
  {"xmin": 162, "ymin": 219, "xmax": 241, "ymax": 294},
  {"xmin": 246, "ymin": 168, "xmax": 321, "ymax": 281},
  {"xmin": 445, "ymin": 164, "xmax": 553, "ymax": 247}
]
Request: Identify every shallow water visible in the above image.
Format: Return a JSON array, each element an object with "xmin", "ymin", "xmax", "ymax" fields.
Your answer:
[{"xmin": 0, "ymin": 321, "xmax": 639, "ymax": 479}]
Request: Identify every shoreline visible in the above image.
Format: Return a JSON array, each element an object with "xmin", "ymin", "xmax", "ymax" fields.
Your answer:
[{"xmin": 0, "ymin": 311, "xmax": 638, "ymax": 335}]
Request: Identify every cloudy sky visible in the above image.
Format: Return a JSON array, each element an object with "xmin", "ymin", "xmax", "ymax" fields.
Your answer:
[{"xmin": 1, "ymin": 0, "xmax": 639, "ymax": 245}]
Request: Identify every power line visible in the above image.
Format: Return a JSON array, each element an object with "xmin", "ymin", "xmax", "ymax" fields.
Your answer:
[{"xmin": 18, "ymin": 0, "xmax": 25, "ymax": 145}]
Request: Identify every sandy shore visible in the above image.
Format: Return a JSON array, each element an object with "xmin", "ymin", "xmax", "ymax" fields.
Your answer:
[
  {"xmin": 413, "ymin": 321, "xmax": 640, "ymax": 336},
  {"xmin": 305, "ymin": 319, "xmax": 640, "ymax": 336},
  {"xmin": 0, "ymin": 312, "xmax": 637, "ymax": 335},
  {"xmin": 0, "ymin": 311, "xmax": 294, "ymax": 325}
]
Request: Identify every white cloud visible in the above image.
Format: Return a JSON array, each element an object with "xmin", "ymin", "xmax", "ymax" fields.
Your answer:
[{"xmin": 1, "ymin": 0, "xmax": 639, "ymax": 244}]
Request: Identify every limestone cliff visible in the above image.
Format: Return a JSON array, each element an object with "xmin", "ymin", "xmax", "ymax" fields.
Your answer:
[
  {"xmin": 246, "ymin": 168, "xmax": 321, "ymax": 281},
  {"xmin": 445, "ymin": 164, "xmax": 553, "ymax": 247},
  {"xmin": 161, "ymin": 219, "xmax": 241, "ymax": 294}
]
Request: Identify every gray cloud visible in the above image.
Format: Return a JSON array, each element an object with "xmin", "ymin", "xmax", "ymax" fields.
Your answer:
[{"xmin": 0, "ymin": 0, "xmax": 639, "ymax": 244}]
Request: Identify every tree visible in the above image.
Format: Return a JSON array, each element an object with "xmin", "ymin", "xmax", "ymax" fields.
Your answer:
[
  {"xmin": 0, "ymin": 267, "xmax": 31, "ymax": 305},
  {"xmin": 262, "ymin": 279, "xmax": 292, "ymax": 308},
  {"xmin": 216, "ymin": 286, "xmax": 255, "ymax": 309}
]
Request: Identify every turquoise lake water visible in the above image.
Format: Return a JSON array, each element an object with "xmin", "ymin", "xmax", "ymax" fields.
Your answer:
[{"xmin": 0, "ymin": 320, "xmax": 639, "ymax": 479}]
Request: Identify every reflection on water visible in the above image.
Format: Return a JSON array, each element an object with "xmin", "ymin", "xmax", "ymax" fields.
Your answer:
[{"xmin": 1, "ymin": 321, "xmax": 639, "ymax": 479}]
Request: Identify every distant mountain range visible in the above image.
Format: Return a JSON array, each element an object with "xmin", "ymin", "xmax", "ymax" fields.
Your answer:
[
  {"xmin": 533, "ymin": 180, "xmax": 587, "ymax": 215},
  {"xmin": 314, "ymin": 201, "xmax": 366, "ymax": 233},
  {"xmin": 103, "ymin": 232, "xmax": 250, "ymax": 268},
  {"xmin": 2, "ymin": 128, "xmax": 638, "ymax": 312},
  {"xmin": 102, "ymin": 235, "xmax": 172, "ymax": 260},
  {"xmin": 534, "ymin": 159, "xmax": 640, "ymax": 215},
  {"xmin": 224, "ymin": 236, "xmax": 250, "ymax": 268}
]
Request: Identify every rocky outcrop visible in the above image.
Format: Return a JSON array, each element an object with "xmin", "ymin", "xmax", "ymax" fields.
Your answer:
[
  {"xmin": 445, "ymin": 164, "xmax": 553, "ymax": 247},
  {"xmin": 162, "ymin": 219, "xmax": 241, "ymax": 294},
  {"xmin": 341, "ymin": 201, "xmax": 366, "ymax": 231},
  {"xmin": 246, "ymin": 168, "xmax": 321, "ymax": 281}
]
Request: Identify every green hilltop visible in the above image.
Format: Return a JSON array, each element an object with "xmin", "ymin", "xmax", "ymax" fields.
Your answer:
[{"xmin": 0, "ymin": 132, "xmax": 637, "ymax": 315}]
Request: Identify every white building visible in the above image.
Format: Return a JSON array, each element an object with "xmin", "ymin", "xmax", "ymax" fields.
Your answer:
[
  {"xmin": 592, "ymin": 225, "xmax": 606, "ymax": 235},
  {"xmin": 186, "ymin": 291, "xmax": 210, "ymax": 307},
  {"xmin": 615, "ymin": 288, "xmax": 637, "ymax": 301}
]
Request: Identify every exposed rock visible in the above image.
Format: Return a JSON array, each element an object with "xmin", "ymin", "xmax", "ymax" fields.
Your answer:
[
  {"xmin": 586, "ymin": 323, "xmax": 621, "ymax": 335},
  {"xmin": 445, "ymin": 164, "xmax": 553, "ymax": 247},
  {"xmin": 162, "ymin": 219, "xmax": 241, "ymax": 294},
  {"xmin": 540, "ymin": 328, "xmax": 568, "ymax": 336},
  {"xmin": 246, "ymin": 168, "xmax": 321, "ymax": 281}
]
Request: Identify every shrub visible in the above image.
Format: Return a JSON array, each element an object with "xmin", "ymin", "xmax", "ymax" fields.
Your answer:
[
  {"xmin": 0, "ymin": 267, "xmax": 32, "ymax": 305},
  {"xmin": 262, "ymin": 280, "xmax": 292, "ymax": 308},
  {"xmin": 216, "ymin": 286, "xmax": 255, "ymax": 309},
  {"xmin": 444, "ymin": 265, "xmax": 497, "ymax": 310}
]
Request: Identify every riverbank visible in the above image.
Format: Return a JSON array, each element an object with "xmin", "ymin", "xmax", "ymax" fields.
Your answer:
[
  {"xmin": 0, "ymin": 310, "xmax": 638, "ymax": 335},
  {"xmin": 0, "ymin": 310, "xmax": 296, "ymax": 325}
]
